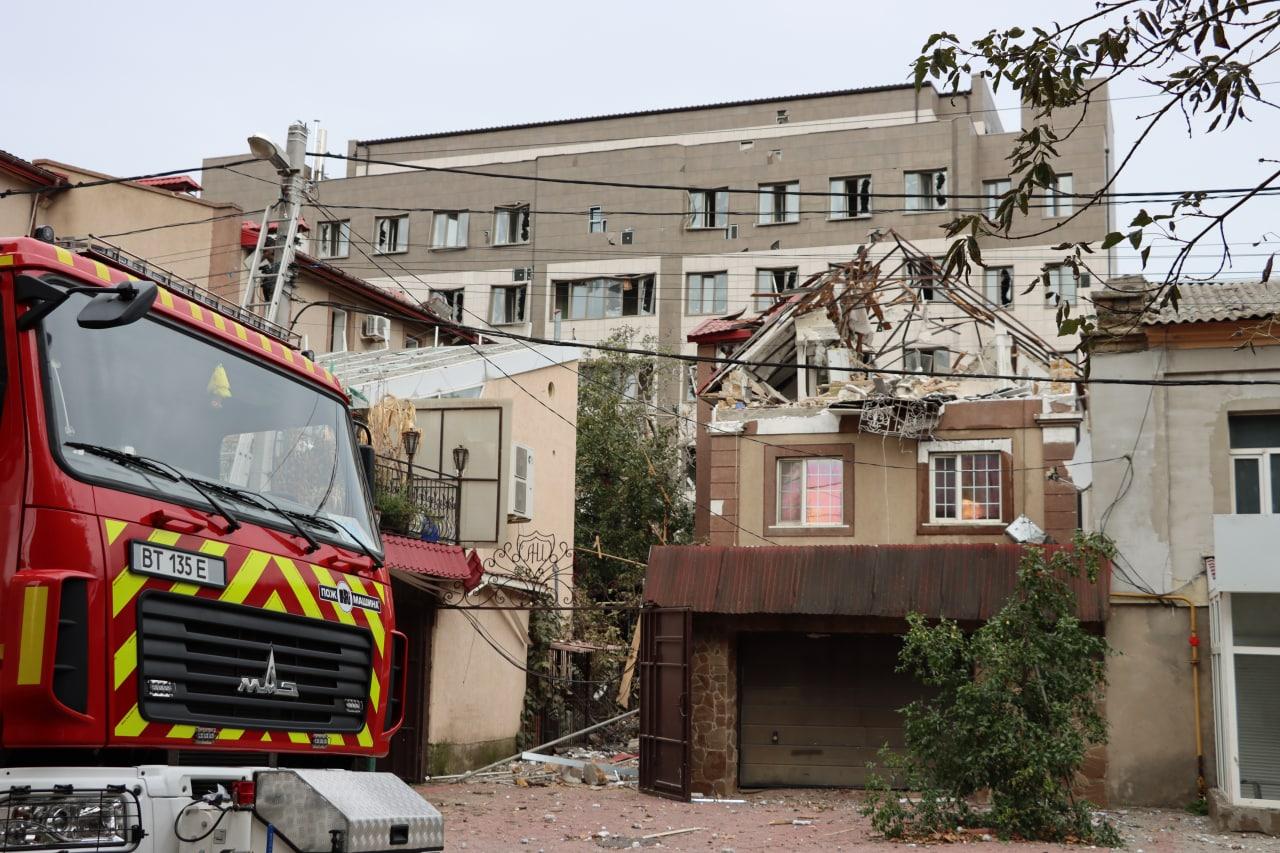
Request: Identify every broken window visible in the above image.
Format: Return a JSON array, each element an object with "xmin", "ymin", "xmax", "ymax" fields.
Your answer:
[
  {"xmin": 908, "ymin": 256, "xmax": 944, "ymax": 302},
  {"xmin": 776, "ymin": 458, "xmax": 843, "ymax": 526},
  {"xmin": 489, "ymin": 285, "xmax": 527, "ymax": 325},
  {"xmin": 553, "ymin": 275, "xmax": 655, "ymax": 320},
  {"xmin": 830, "ymin": 176, "xmax": 872, "ymax": 219},
  {"xmin": 317, "ymin": 219, "xmax": 350, "ymax": 259},
  {"xmin": 983, "ymin": 179, "xmax": 1011, "ymax": 219},
  {"xmin": 1045, "ymin": 266, "xmax": 1090, "ymax": 305},
  {"xmin": 430, "ymin": 211, "xmax": 468, "ymax": 249},
  {"xmin": 588, "ymin": 206, "xmax": 606, "ymax": 234},
  {"xmin": 374, "ymin": 214, "xmax": 409, "ymax": 254},
  {"xmin": 1045, "ymin": 173, "xmax": 1074, "ymax": 217},
  {"xmin": 755, "ymin": 267, "xmax": 799, "ymax": 310},
  {"xmin": 429, "ymin": 288, "xmax": 465, "ymax": 323},
  {"xmin": 328, "ymin": 308, "xmax": 348, "ymax": 353},
  {"xmin": 686, "ymin": 272, "xmax": 728, "ymax": 315},
  {"xmin": 776, "ymin": 109, "xmax": 789, "ymax": 125},
  {"xmin": 1229, "ymin": 414, "xmax": 1280, "ymax": 514},
  {"xmin": 688, "ymin": 189, "xmax": 729, "ymax": 229},
  {"xmin": 494, "ymin": 205, "xmax": 530, "ymax": 245},
  {"xmin": 758, "ymin": 181, "xmax": 800, "ymax": 225},
  {"xmin": 905, "ymin": 168, "xmax": 948, "ymax": 212},
  {"xmin": 985, "ymin": 266, "xmax": 1014, "ymax": 307},
  {"xmin": 930, "ymin": 451, "xmax": 1002, "ymax": 523},
  {"xmin": 904, "ymin": 346, "xmax": 950, "ymax": 374}
]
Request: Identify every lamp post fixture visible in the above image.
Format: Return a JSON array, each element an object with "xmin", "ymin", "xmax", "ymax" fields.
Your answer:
[
  {"xmin": 452, "ymin": 444, "xmax": 469, "ymax": 477},
  {"xmin": 401, "ymin": 427, "xmax": 421, "ymax": 495}
]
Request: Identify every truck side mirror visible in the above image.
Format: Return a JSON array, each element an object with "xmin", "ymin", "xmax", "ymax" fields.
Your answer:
[
  {"xmin": 77, "ymin": 280, "xmax": 158, "ymax": 329},
  {"xmin": 358, "ymin": 443, "xmax": 376, "ymax": 498}
]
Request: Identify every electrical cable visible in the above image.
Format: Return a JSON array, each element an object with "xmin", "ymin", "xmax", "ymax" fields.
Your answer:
[
  {"xmin": 173, "ymin": 799, "xmax": 232, "ymax": 844},
  {"xmin": 0, "ymin": 157, "xmax": 264, "ymax": 199}
]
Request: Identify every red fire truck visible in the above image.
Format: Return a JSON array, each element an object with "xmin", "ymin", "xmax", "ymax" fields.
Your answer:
[{"xmin": 0, "ymin": 237, "xmax": 443, "ymax": 852}]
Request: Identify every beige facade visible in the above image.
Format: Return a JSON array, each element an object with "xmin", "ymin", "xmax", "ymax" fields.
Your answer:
[{"xmin": 201, "ymin": 78, "xmax": 1113, "ymax": 405}]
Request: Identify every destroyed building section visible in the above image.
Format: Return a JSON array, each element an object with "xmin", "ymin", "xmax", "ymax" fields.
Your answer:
[{"xmin": 695, "ymin": 230, "xmax": 1082, "ymax": 438}]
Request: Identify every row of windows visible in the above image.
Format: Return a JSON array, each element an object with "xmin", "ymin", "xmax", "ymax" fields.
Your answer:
[
  {"xmin": 774, "ymin": 450, "xmax": 1004, "ymax": 528},
  {"xmin": 311, "ymin": 172, "xmax": 1077, "ymax": 259}
]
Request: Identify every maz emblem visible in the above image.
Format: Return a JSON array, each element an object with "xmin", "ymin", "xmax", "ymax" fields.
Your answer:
[{"xmin": 237, "ymin": 646, "xmax": 298, "ymax": 698}]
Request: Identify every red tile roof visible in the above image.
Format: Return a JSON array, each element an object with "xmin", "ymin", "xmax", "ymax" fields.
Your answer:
[
  {"xmin": 0, "ymin": 150, "xmax": 67, "ymax": 189},
  {"xmin": 381, "ymin": 534, "xmax": 482, "ymax": 588},
  {"xmin": 137, "ymin": 174, "xmax": 203, "ymax": 193},
  {"xmin": 645, "ymin": 544, "xmax": 1109, "ymax": 624}
]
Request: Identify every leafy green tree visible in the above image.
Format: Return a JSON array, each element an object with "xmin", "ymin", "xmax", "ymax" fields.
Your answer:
[
  {"xmin": 863, "ymin": 533, "xmax": 1120, "ymax": 846},
  {"xmin": 574, "ymin": 330, "xmax": 693, "ymax": 601},
  {"xmin": 916, "ymin": 1, "xmax": 1279, "ymax": 332}
]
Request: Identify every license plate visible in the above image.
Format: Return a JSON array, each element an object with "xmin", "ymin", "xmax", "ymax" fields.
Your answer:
[{"xmin": 129, "ymin": 540, "xmax": 226, "ymax": 588}]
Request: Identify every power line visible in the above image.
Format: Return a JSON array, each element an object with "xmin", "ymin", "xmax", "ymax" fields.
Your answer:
[{"xmin": 0, "ymin": 157, "xmax": 263, "ymax": 199}]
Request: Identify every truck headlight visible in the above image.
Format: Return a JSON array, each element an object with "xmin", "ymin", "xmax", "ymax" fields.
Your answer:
[{"xmin": 1, "ymin": 792, "xmax": 133, "ymax": 849}]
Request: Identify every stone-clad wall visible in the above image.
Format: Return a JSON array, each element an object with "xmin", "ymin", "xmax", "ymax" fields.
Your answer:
[{"xmin": 689, "ymin": 620, "xmax": 737, "ymax": 796}]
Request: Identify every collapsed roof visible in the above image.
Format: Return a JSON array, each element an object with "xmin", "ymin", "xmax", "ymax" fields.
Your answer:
[{"xmin": 691, "ymin": 230, "xmax": 1079, "ymax": 438}]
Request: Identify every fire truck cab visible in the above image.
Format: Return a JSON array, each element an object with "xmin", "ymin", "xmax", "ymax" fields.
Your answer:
[{"xmin": 0, "ymin": 238, "xmax": 443, "ymax": 852}]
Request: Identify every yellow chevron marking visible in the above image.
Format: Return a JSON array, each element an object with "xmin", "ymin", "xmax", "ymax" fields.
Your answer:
[
  {"xmin": 199, "ymin": 540, "xmax": 231, "ymax": 557},
  {"xmin": 115, "ymin": 704, "xmax": 147, "ymax": 738},
  {"xmin": 346, "ymin": 576, "xmax": 385, "ymax": 655},
  {"xmin": 167, "ymin": 725, "xmax": 197, "ymax": 739},
  {"xmin": 148, "ymin": 529, "xmax": 181, "ymax": 546},
  {"xmin": 158, "ymin": 289, "xmax": 174, "ymax": 309},
  {"xmin": 275, "ymin": 557, "xmax": 323, "ymax": 619},
  {"xmin": 288, "ymin": 732, "xmax": 309, "ymax": 745},
  {"xmin": 220, "ymin": 550, "xmax": 270, "ymax": 605},
  {"xmin": 322, "ymin": 368, "xmax": 334, "ymax": 384},
  {"xmin": 17, "ymin": 586, "xmax": 48, "ymax": 685},
  {"xmin": 233, "ymin": 322, "xmax": 248, "ymax": 341},
  {"xmin": 330, "ymin": 734, "xmax": 345, "ymax": 747},
  {"xmin": 263, "ymin": 590, "xmax": 286, "ymax": 613},
  {"xmin": 308, "ymin": 565, "xmax": 356, "ymax": 625},
  {"xmin": 112, "ymin": 569, "xmax": 147, "ymax": 617},
  {"xmin": 217, "ymin": 728, "xmax": 245, "ymax": 741},
  {"xmin": 0, "ymin": 255, "xmax": 13, "ymax": 266},
  {"xmin": 258, "ymin": 333, "xmax": 274, "ymax": 352},
  {"xmin": 303, "ymin": 358, "xmax": 316, "ymax": 374},
  {"xmin": 211, "ymin": 314, "xmax": 226, "ymax": 332},
  {"xmin": 104, "ymin": 518, "xmax": 128, "ymax": 546},
  {"xmin": 281, "ymin": 347, "xmax": 294, "ymax": 364},
  {"xmin": 369, "ymin": 670, "xmax": 381, "ymax": 712},
  {"xmin": 113, "ymin": 632, "xmax": 137, "ymax": 689},
  {"xmin": 188, "ymin": 302, "xmax": 204, "ymax": 322},
  {"xmin": 261, "ymin": 732, "xmax": 272, "ymax": 742},
  {"xmin": 54, "ymin": 246, "xmax": 75, "ymax": 267},
  {"xmin": 356, "ymin": 725, "xmax": 373, "ymax": 747},
  {"xmin": 92, "ymin": 261, "xmax": 112, "ymax": 282},
  {"xmin": 169, "ymin": 582, "xmax": 200, "ymax": 596}
]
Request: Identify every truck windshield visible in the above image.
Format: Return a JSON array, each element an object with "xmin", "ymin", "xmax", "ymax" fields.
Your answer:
[{"xmin": 40, "ymin": 292, "xmax": 380, "ymax": 557}]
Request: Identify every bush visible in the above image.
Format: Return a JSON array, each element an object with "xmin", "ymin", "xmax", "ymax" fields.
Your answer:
[{"xmin": 862, "ymin": 533, "xmax": 1121, "ymax": 847}]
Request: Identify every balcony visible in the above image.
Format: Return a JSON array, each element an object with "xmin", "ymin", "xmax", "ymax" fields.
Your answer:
[
  {"xmin": 373, "ymin": 455, "xmax": 461, "ymax": 545},
  {"xmin": 1212, "ymin": 514, "xmax": 1280, "ymax": 593}
]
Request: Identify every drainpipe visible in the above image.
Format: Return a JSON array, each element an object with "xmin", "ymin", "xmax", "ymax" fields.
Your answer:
[{"xmin": 1110, "ymin": 592, "xmax": 1205, "ymax": 798}]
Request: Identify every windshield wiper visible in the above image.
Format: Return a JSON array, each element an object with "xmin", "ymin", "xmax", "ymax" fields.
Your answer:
[
  {"xmin": 65, "ymin": 442, "xmax": 242, "ymax": 533},
  {"xmin": 188, "ymin": 478, "xmax": 321, "ymax": 555},
  {"xmin": 290, "ymin": 510, "xmax": 383, "ymax": 569}
]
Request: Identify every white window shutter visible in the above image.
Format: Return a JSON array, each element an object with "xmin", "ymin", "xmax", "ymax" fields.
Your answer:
[
  {"xmin": 688, "ymin": 191, "xmax": 704, "ymax": 227},
  {"xmin": 715, "ymin": 191, "xmax": 729, "ymax": 228},
  {"xmin": 830, "ymin": 180, "xmax": 847, "ymax": 218},
  {"xmin": 786, "ymin": 186, "xmax": 800, "ymax": 221},
  {"xmin": 457, "ymin": 212, "xmax": 469, "ymax": 247}
]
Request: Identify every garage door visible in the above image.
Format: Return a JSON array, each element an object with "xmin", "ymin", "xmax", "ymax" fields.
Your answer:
[{"xmin": 739, "ymin": 633, "xmax": 930, "ymax": 788}]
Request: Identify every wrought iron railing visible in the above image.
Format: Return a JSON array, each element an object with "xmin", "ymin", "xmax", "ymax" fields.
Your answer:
[{"xmin": 373, "ymin": 455, "xmax": 461, "ymax": 545}]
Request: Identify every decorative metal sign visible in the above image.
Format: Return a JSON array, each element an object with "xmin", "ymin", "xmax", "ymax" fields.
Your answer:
[{"xmin": 443, "ymin": 531, "xmax": 573, "ymax": 607}]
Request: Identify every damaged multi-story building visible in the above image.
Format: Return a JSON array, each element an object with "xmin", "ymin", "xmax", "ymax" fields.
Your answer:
[{"xmin": 637, "ymin": 235, "xmax": 1105, "ymax": 799}]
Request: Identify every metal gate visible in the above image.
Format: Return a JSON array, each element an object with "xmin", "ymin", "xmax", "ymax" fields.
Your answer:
[{"xmin": 638, "ymin": 607, "xmax": 691, "ymax": 801}]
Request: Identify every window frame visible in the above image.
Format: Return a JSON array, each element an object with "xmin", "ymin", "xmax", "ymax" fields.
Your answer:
[
  {"xmin": 429, "ymin": 288, "xmax": 465, "ymax": 323},
  {"xmin": 328, "ymin": 307, "xmax": 348, "ymax": 353},
  {"xmin": 317, "ymin": 219, "xmax": 350, "ymax": 259},
  {"xmin": 1045, "ymin": 265, "xmax": 1090, "ymax": 306},
  {"xmin": 493, "ymin": 204, "xmax": 530, "ymax": 246},
  {"xmin": 754, "ymin": 267, "xmax": 799, "ymax": 311},
  {"xmin": 1045, "ymin": 173, "xmax": 1074, "ymax": 218},
  {"xmin": 916, "ymin": 439, "xmax": 1014, "ymax": 534},
  {"xmin": 757, "ymin": 181, "xmax": 800, "ymax": 225},
  {"xmin": 983, "ymin": 179, "xmax": 1011, "ymax": 219},
  {"xmin": 685, "ymin": 271, "xmax": 729, "ymax": 315},
  {"xmin": 552, "ymin": 275, "xmax": 655, "ymax": 321},
  {"xmin": 373, "ymin": 214, "xmax": 409, "ymax": 255},
  {"xmin": 430, "ymin": 211, "xmax": 469, "ymax": 250},
  {"xmin": 763, "ymin": 443, "xmax": 855, "ymax": 536},
  {"xmin": 1228, "ymin": 414, "xmax": 1280, "ymax": 515},
  {"xmin": 587, "ymin": 206, "xmax": 606, "ymax": 234},
  {"xmin": 905, "ymin": 168, "xmax": 949, "ymax": 213},
  {"xmin": 984, "ymin": 265, "xmax": 1015, "ymax": 307},
  {"xmin": 489, "ymin": 284, "xmax": 528, "ymax": 326},
  {"xmin": 829, "ymin": 175, "xmax": 872, "ymax": 220},
  {"xmin": 687, "ymin": 189, "xmax": 729, "ymax": 230}
]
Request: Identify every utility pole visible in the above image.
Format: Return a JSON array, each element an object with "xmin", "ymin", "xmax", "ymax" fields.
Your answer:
[{"xmin": 241, "ymin": 122, "xmax": 308, "ymax": 327}]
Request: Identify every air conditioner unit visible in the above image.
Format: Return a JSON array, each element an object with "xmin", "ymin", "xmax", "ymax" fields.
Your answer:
[
  {"xmin": 361, "ymin": 314, "xmax": 390, "ymax": 341},
  {"xmin": 726, "ymin": 224, "xmax": 739, "ymax": 239},
  {"xmin": 508, "ymin": 444, "xmax": 534, "ymax": 521},
  {"xmin": 513, "ymin": 266, "xmax": 533, "ymax": 282}
]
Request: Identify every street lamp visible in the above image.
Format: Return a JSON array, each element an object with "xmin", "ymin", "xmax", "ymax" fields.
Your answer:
[
  {"xmin": 452, "ymin": 444, "xmax": 469, "ymax": 477},
  {"xmin": 247, "ymin": 133, "xmax": 291, "ymax": 171},
  {"xmin": 401, "ymin": 427, "xmax": 421, "ymax": 498}
]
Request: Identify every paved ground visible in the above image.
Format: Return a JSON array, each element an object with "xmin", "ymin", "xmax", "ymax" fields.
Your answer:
[{"xmin": 417, "ymin": 783, "xmax": 1280, "ymax": 852}]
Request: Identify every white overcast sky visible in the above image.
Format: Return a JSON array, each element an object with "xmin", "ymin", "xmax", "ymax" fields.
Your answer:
[{"xmin": 7, "ymin": 0, "xmax": 1278, "ymax": 278}]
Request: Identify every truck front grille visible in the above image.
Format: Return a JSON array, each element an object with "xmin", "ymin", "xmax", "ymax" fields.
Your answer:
[{"xmin": 136, "ymin": 592, "xmax": 372, "ymax": 733}]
